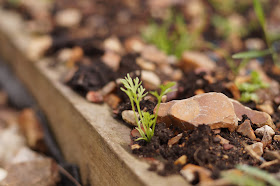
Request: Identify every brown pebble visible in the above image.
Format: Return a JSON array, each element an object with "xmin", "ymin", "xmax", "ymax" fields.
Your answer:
[
  {"xmin": 168, "ymin": 133, "xmax": 183, "ymax": 147},
  {"xmin": 274, "ymin": 135, "xmax": 280, "ymax": 141},
  {"xmin": 216, "ymin": 135, "xmax": 229, "ymax": 145},
  {"xmin": 174, "ymin": 155, "xmax": 187, "ymax": 165},
  {"xmin": 86, "ymin": 91, "xmax": 103, "ymax": 103},
  {"xmin": 223, "ymin": 144, "xmax": 234, "ymax": 150},
  {"xmin": 237, "ymin": 119, "xmax": 256, "ymax": 140},
  {"xmin": 131, "ymin": 144, "xmax": 141, "ymax": 150},
  {"xmin": 213, "ymin": 137, "xmax": 221, "ymax": 143}
]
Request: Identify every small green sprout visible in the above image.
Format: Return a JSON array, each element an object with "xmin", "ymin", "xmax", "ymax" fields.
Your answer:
[
  {"xmin": 120, "ymin": 73, "xmax": 175, "ymax": 142},
  {"xmin": 222, "ymin": 164, "xmax": 280, "ymax": 186},
  {"xmin": 236, "ymin": 71, "xmax": 269, "ymax": 103},
  {"xmin": 142, "ymin": 11, "xmax": 199, "ymax": 58},
  {"xmin": 232, "ymin": 0, "xmax": 279, "ymax": 65}
]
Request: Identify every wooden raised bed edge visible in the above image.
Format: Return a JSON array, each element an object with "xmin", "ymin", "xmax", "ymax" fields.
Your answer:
[{"xmin": 0, "ymin": 9, "xmax": 188, "ymax": 186}]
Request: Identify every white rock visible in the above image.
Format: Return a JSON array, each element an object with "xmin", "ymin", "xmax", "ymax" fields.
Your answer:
[
  {"xmin": 55, "ymin": 8, "xmax": 82, "ymax": 27},
  {"xmin": 103, "ymin": 37, "xmax": 124, "ymax": 54},
  {"xmin": 255, "ymin": 125, "xmax": 275, "ymax": 137},
  {"xmin": 122, "ymin": 110, "xmax": 139, "ymax": 127},
  {"xmin": 141, "ymin": 70, "xmax": 161, "ymax": 90},
  {"xmin": 11, "ymin": 147, "xmax": 43, "ymax": 164},
  {"xmin": 0, "ymin": 126, "xmax": 26, "ymax": 166},
  {"xmin": 0, "ymin": 168, "xmax": 7, "ymax": 182}
]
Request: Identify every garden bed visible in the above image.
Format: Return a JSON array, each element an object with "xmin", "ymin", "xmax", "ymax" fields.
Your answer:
[{"xmin": 0, "ymin": 9, "xmax": 187, "ymax": 186}]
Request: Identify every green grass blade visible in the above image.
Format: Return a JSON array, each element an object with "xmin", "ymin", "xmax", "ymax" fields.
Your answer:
[
  {"xmin": 253, "ymin": 0, "xmax": 266, "ymax": 29},
  {"xmin": 232, "ymin": 49, "xmax": 271, "ymax": 59}
]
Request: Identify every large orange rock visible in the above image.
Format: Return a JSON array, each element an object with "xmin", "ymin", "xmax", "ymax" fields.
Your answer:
[{"xmin": 155, "ymin": 93, "xmax": 238, "ymax": 131}]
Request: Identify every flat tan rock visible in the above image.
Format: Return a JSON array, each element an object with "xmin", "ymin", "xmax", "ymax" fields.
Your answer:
[
  {"xmin": 180, "ymin": 51, "xmax": 216, "ymax": 72},
  {"xmin": 230, "ymin": 99, "xmax": 275, "ymax": 130},
  {"xmin": 1, "ymin": 158, "xmax": 60, "ymax": 186},
  {"xmin": 156, "ymin": 93, "xmax": 238, "ymax": 131}
]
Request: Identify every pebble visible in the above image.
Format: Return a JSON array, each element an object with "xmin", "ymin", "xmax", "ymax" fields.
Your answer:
[
  {"xmin": 216, "ymin": 135, "xmax": 230, "ymax": 145},
  {"xmin": 1, "ymin": 158, "xmax": 59, "ymax": 186},
  {"xmin": 136, "ymin": 57, "xmax": 156, "ymax": 71},
  {"xmin": 55, "ymin": 8, "xmax": 82, "ymax": 27},
  {"xmin": 18, "ymin": 109, "xmax": 45, "ymax": 151},
  {"xmin": 223, "ymin": 144, "xmax": 235, "ymax": 150},
  {"xmin": 180, "ymin": 51, "xmax": 216, "ymax": 72},
  {"xmin": 104, "ymin": 94, "xmax": 121, "ymax": 110},
  {"xmin": 255, "ymin": 125, "xmax": 275, "ymax": 138},
  {"xmin": 262, "ymin": 131, "xmax": 273, "ymax": 148},
  {"xmin": 141, "ymin": 45, "xmax": 168, "ymax": 64},
  {"xmin": 256, "ymin": 103, "xmax": 274, "ymax": 115},
  {"xmin": 237, "ymin": 120, "xmax": 256, "ymax": 140},
  {"xmin": 181, "ymin": 164, "xmax": 213, "ymax": 183},
  {"xmin": 131, "ymin": 144, "xmax": 141, "ymax": 150},
  {"xmin": 28, "ymin": 36, "xmax": 52, "ymax": 61},
  {"xmin": 274, "ymin": 135, "xmax": 280, "ymax": 141},
  {"xmin": 101, "ymin": 51, "xmax": 121, "ymax": 71},
  {"xmin": 248, "ymin": 142, "xmax": 263, "ymax": 156},
  {"xmin": 124, "ymin": 37, "xmax": 145, "ymax": 53},
  {"xmin": 122, "ymin": 110, "xmax": 139, "ymax": 127},
  {"xmin": 86, "ymin": 91, "xmax": 104, "ymax": 103},
  {"xmin": 174, "ymin": 155, "xmax": 187, "ymax": 165},
  {"xmin": 141, "ymin": 70, "xmax": 161, "ymax": 90},
  {"xmin": 168, "ymin": 133, "xmax": 183, "ymax": 147},
  {"xmin": 230, "ymin": 99, "xmax": 275, "ymax": 130},
  {"xmin": 156, "ymin": 93, "xmax": 238, "ymax": 131},
  {"xmin": 11, "ymin": 147, "xmax": 43, "ymax": 164},
  {"xmin": 103, "ymin": 37, "xmax": 124, "ymax": 54}
]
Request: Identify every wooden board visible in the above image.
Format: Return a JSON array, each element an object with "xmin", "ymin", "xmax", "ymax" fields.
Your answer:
[{"xmin": 0, "ymin": 9, "xmax": 188, "ymax": 186}]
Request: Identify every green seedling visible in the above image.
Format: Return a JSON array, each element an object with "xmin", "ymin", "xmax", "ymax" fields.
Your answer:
[
  {"xmin": 121, "ymin": 73, "xmax": 175, "ymax": 142},
  {"xmin": 232, "ymin": 0, "xmax": 279, "ymax": 65},
  {"xmin": 236, "ymin": 71, "xmax": 269, "ymax": 102},
  {"xmin": 142, "ymin": 12, "xmax": 199, "ymax": 58},
  {"xmin": 222, "ymin": 164, "xmax": 280, "ymax": 186}
]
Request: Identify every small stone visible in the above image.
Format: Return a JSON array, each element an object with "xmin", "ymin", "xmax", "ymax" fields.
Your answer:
[
  {"xmin": 18, "ymin": 109, "xmax": 45, "ymax": 151},
  {"xmin": 213, "ymin": 137, "xmax": 221, "ymax": 143},
  {"xmin": 237, "ymin": 120, "xmax": 256, "ymax": 140},
  {"xmin": 0, "ymin": 126, "xmax": 26, "ymax": 166},
  {"xmin": 124, "ymin": 37, "xmax": 145, "ymax": 53},
  {"xmin": 216, "ymin": 135, "xmax": 230, "ymax": 145},
  {"xmin": 104, "ymin": 94, "xmax": 121, "ymax": 110},
  {"xmin": 156, "ymin": 93, "xmax": 238, "ymax": 131},
  {"xmin": 174, "ymin": 155, "xmax": 187, "ymax": 165},
  {"xmin": 55, "ymin": 8, "xmax": 82, "ymax": 27},
  {"xmin": 225, "ymin": 82, "xmax": 240, "ymax": 100},
  {"xmin": 223, "ymin": 144, "xmax": 234, "ymax": 150},
  {"xmin": 0, "ymin": 168, "xmax": 7, "ymax": 182},
  {"xmin": 223, "ymin": 155, "xmax": 229, "ymax": 159},
  {"xmin": 180, "ymin": 51, "xmax": 216, "ymax": 72},
  {"xmin": 255, "ymin": 125, "xmax": 275, "ymax": 138},
  {"xmin": 100, "ymin": 81, "xmax": 116, "ymax": 96},
  {"xmin": 28, "ymin": 36, "xmax": 52, "ymax": 61},
  {"xmin": 131, "ymin": 144, "xmax": 141, "ymax": 150},
  {"xmin": 141, "ymin": 70, "xmax": 161, "ymax": 90},
  {"xmin": 231, "ymin": 99, "xmax": 275, "ymax": 130},
  {"xmin": 274, "ymin": 135, "xmax": 280, "ymax": 141},
  {"xmin": 86, "ymin": 91, "xmax": 104, "ymax": 103},
  {"xmin": 136, "ymin": 58, "xmax": 156, "ymax": 71},
  {"xmin": 248, "ymin": 142, "xmax": 263, "ymax": 156},
  {"xmin": 141, "ymin": 45, "xmax": 168, "ymax": 64},
  {"xmin": 131, "ymin": 128, "xmax": 141, "ymax": 138},
  {"xmin": 101, "ymin": 51, "xmax": 121, "ymax": 71},
  {"xmin": 245, "ymin": 38, "xmax": 265, "ymax": 50},
  {"xmin": 156, "ymin": 100, "xmax": 178, "ymax": 125},
  {"xmin": 194, "ymin": 89, "xmax": 205, "ymax": 95},
  {"xmin": 1, "ymin": 158, "xmax": 60, "ymax": 186},
  {"xmin": 103, "ymin": 37, "xmax": 124, "ymax": 54},
  {"xmin": 122, "ymin": 110, "xmax": 139, "ymax": 127},
  {"xmin": 11, "ymin": 147, "xmax": 43, "ymax": 164},
  {"xmin": 256, "ymin": 103, "xmax": 274, "ymax": 115},
  {"xmin": 181, "ymin": 164, "xmax": 213, "ymax": 183},
  {"xmin": 168, "ymin": 133, "xmax": 183, "ymax": 147},
  {"xmin": 262, "ymin": 131, "xmax": 272, "ymax": 148}
]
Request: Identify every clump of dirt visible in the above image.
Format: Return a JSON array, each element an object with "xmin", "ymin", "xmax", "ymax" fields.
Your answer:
[{"xmin": 132, "ymin": 122, "xmax": 258, "ymax": 177}]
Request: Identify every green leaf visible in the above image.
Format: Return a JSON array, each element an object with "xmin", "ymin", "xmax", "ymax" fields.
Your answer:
[
  {"xmin": 237, "ymin": 164, "xmax": 280, "ymax": 186},
  {"xmin": 232, "ymin": 49, "xmax": 271, "ymax": 59},
  {"xmin": 253, "ymin": 0, "xmax": 266, "ymax": 29}
]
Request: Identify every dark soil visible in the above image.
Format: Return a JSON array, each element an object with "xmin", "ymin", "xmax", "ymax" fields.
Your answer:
[{"xmin": 131, "ymin": 118, "xmax": 279, "ymax": 181}]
